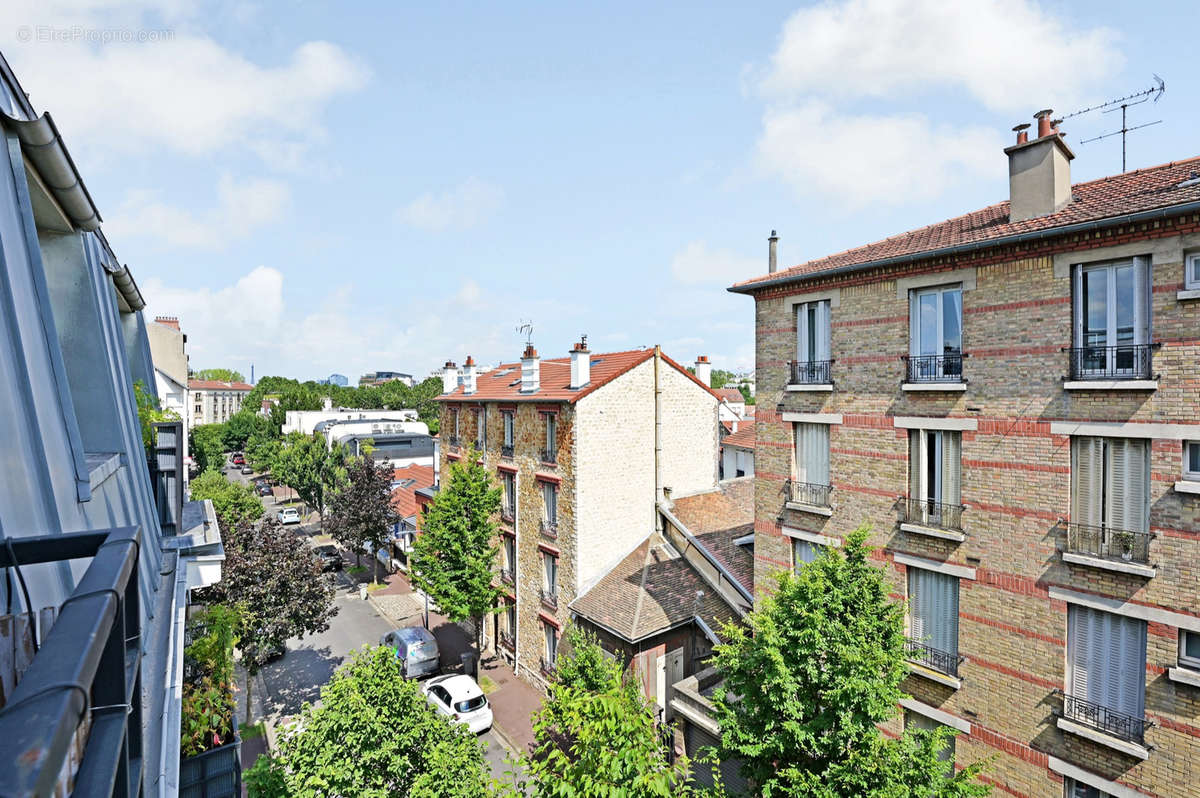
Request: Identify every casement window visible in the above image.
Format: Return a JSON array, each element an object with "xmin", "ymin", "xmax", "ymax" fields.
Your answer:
[
  {"xmin": 501, "ymin": 471, "xmax": 516, "ymax": 517},
  {"xmin": 908, "ymin": 430, "xmax": 962, "ymax": 522},
  {"xmin": 1065, "ymin": 779, "xmax": 1115, "ymax": 798},
  {"xmin": 1180, "ymin": 631, "xmax": 1200, "ymax": 670},
  {"xmin": 543, "ymin": 622, "xmax": 558, "ymax": 665},
  {"xmin": 795, "ymin": 300, "xmax": 831, "ymax": 364},
  {"xmin": 1185, "ymin": 252, "xmax": 1200, "ymax": 290},
  {"xmin": 793, "ymin": 539, "xmax": 821, "ymax": 570},
  {"xmin": 1066, "ymin": 605, "xmax": 1146, "ymax": 729},
  {"xmin": 904, "ymin": 710, "xmax": 954, "ymax": 775},
  {"xmin": 543, "ymin": 413, "xmax": 557, "ymax": 461},
  {"xmin": 1071, "ymin": 437, "xmax": 1149, "ymax": 533},
  {"xmin": 1072, "ymin": 258, "xmax": 1151, "ymax": 374},
  {"xmin": 909, "ymin": 284, "xmax": 963, "ymax": 380},
  {"xmin": 542, "ymin": 482, "xmax": 558, "ymax": 529},
  {"xmin": 502, "ymin": 535, "xmax": 516, "ymax": 575},
  {"xmin": 1184, "ymin": 441, "xmax": 1200, "ymax": 481},
  {"xmin": 907, "ymin": 567, "xmax": 960, "ymax": 665},
  {"xmin": 476, "ymin": 406, "xmax": 487, "ymax": 448},
  {"xmin": 504, "ymin": 600, "xmax": 517, "ymax": 637},
  {"xmin": 502, "ymin": 411, "xmax": 515, "ymax": 448},
  {"xmin": 542, "ymin": 551, "xmax": 557, "ymax": 599}
]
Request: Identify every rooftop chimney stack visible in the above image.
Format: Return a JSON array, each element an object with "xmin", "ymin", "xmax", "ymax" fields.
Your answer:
[
  {"xmin": 768, "ymin": 230, "xmax": 779, "ymax": 273},
  {"xmin": 569, "ymin": 336, "xmax": 590, "ymax": 389},
  {"xmin": 461, "ymin": 356, "xmax": 477, "ymax": 395},
  {"xmin": 1005, "ymin": 109, "xmax": 1074, "ymax": 223},
  {"xmin": 520, "ymin": 344, "xmax": 540, "ymax": 393},
  {"xmin": 694, "ymin": 355, "xmax": 712, "ymax": 387},
  {"xmin": 441, "ymin": 360, "xmax": 458, "ymax": 394}
]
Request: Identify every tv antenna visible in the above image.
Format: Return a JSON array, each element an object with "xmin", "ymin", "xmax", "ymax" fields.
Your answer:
[
  {"xmin": 1066, "ymin": 76, "xmax": 1165, "ymax": 172},
  {"xmin": 516, "ymin": 320, "xmax": 534, "ymax": 345}
]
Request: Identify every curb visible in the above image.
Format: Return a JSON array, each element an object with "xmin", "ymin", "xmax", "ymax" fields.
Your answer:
[{"xmin": 489, "ymin": 718, "xmax": 524, "ymax": 758}]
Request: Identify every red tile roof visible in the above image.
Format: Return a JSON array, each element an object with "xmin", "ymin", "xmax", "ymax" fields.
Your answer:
[
  {"xmin": 721, "ymin": 425, "xmax": 755, "ymax": 450},
  {"xmin": 716, "ymin": 388, "xmax": 745, "ymax": 403},
  {"xmin": 439, "ymin": 348, "xmax": 720, "ymax": 403},
  {"xmin": 731, "ymin": 154, "xmax": 1200, "ymax": 292},
  {"xmin": 188, "ymin": 379, "xmax": 253, "ymax": 391},
  {"xmin": 670, "ymin": 479, "xmax": 755, "ymax": 594},
  {"xmin": 391, "ymin": 464, "xmax": 435, "ymax": 520}
]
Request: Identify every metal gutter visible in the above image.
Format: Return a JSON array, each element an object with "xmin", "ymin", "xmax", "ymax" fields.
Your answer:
[
  {"xmin": 0, "ymin": 109, "xmax": 101, "ymax": 231},
  {"xmin": 728, "ymin": 200, "xmax": 1200, "ymax": 295},
  {"xmin": 658, "ymin": 502, "xmax": 754, "ymax": 608}
]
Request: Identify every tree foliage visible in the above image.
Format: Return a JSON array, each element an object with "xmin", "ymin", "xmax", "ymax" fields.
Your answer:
[
  {"xmin": 189, "ymin": 470, "xmax": 264, "ymax": 527},
  {"xmin": 409, "ymin": 452, "xmax": 502, "ymax": 658},
  {"xmin": 273, "ymin": 433, "xmax": 348, "ymax": 516},
  {"xmin": 263, "ymin": 646, "xmax": 492, "ymax": 798},
  {"xmin": 242, "ymin": 375, "xmax": 444, "ymax": 435},
  {"xmin": 132, "ymin": 380, "xmax": 179, "ymax": 459},
  {"xmin": 326, "ymin": 457, "xmax": 400, "ymax": 583},
  {"xmin": 224, "ymin": 409, "xmax": 270, "ymax": 451},
  {"xmin": 708, "ymin": 369, "xmax": 737, "ymax": 389},
  {"xmin": 709, "ymin": 527, "xmax": 990, "ymax": 797},
  {"xmin": 190, "ymin": 423, "xmax": 228, "ymax": 473},
  {"xmin": 244, "ymin": 431, "xmax": 282, "ymax": 474},
  {"xmin": 194, "ymin": 367, "xmax": 246, "ymax": 383}
]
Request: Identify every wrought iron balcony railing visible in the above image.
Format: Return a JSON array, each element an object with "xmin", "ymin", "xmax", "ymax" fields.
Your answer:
[
  {"xmin": 898, "ymin": 497, "xmax": 965, "ymax": 532},
  {"xmin": 903, "ymin": 352, "xmax": 967, "ymax": 383},
  {"xmin": 540, "ymin": 448, "xmax": 557, "ymax": 465},
  {"xmin": 1065, "ymin": 522, "xmax": 1152, "ymax": 565},
  {"xmin": 500, "ymin": 505, "xmax": 515, "ymax": 523},
  {"xmin": 500, "ymin": 567, "xmax": 514, "ymax": 585},
  {"xmin": 788, "ymin": 359, "xmax": 833, "ymax": 386},
  {"xmin": 501, "ymin": 444, "xmax": 514, "ymax": 458},
  {"xmin": 540, "ymin": 656, "xmax": 557, "ymax": 677},
  {"xmin": 499, "ymin": 631, "xmax": 515, "ymax": 651},
  {"xmin": 1061, "ymin": 692, "xmax": 1151, "ymax": 744},
  {"xmin": 448, "ymin": 435, "xmax": 460, "ymax": 448},
  {"xmin": 1064, "ymin": 343, "xmax": 1159, "ymax": 381},
  {"xmin": 787, "ymin": 480, "xmax": 833, "ymax": 508},
  {"xmin": 540, "ymin": 589, "xmax": 559, "ymax": 610},
  {"xmin": 905, "ymin": 636, "xmax": 964, "ymax": 678},
  {"xmin": 540, "ymin": 519, "xmax": 558, "ymax": 539}
]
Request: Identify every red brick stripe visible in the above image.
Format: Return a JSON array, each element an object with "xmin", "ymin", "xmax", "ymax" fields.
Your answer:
[{"xmin": 965, "ymin": 296, "xmax": 1070, "ymax": 314}]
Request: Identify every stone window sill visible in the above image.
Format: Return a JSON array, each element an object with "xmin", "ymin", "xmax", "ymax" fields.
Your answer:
[
  {"xmin": 1063, "ymin": 380, "xmax": 1157, "ymax": 391},
  {"xmin": 905, "ymin": 661, "xmax": 962, "ymax": 690},
  {"xmin": 1174, "ymin": 480, "xmax": 1200, "ymax": 495},
  {"xmin": 1168, "ymin": 667, "xmax": 1200, "ymax": 688},
  {"xmin": 899, "ymin": 522, "xmax": 966, "ymax": 543},
  {"xmin": 1177, "ymin": 288, "xmax": 1200, "ymax": 301},
  {"xmin": 785, "ymin": 501, "xmax": 833, "ymax": 517},
  {"xmin": 901, "ymin": 383, "xmax": 967, "ymax": 392},
  {"xmin": 1055, "ymin": 717, "xmax": 1149, "ymax": 760},
  {"xmin": 785, "ymin": 384, "xmax": 833, "ymax": 392},
  {"xmin": 1061, "ymin": 551, "xmax": 1156, "ymax": 578}
]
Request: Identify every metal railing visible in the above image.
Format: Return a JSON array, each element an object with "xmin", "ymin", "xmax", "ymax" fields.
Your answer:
[
  {"xmin": 540, "ymin": 519, "xmax": 558, "ymax": 539},
  {"xmin": 789, "ymin": 359, "xmax": 833, "ymax": 385},
  {"xmin": 903, "ymin": 352, "xmax": 967, "ymax": 383},
  {"xmin": 898, "ymin": 497, "xmax": 965, "ymax": 532},
  {"xmin": 501, "ymin": 444, "xmax": 514, "ymax": 458},
  {"xmin": 448, "ymin": 435, "xmax": 460, "ymax": 448},
  {"xmin": 1062, "ymin": 692, "xmax": 1151, "ymax": 744},
  {"xmin": 540, "ymin": 656, "xmax": 557, "ymax": 677},
  {"xmin": 1064, "ymin": 343, "xmax": 1158, "ymax": 381},
  {"xmin": 0, "ymin": 525, "xmax": 144, "ymax": 797},
  {"xmin": 787, "ymin": 480, "xmax": 833, "ymax": 508},
  {"xmin": 540, "ymin": 589, "xmax": 559, "ymax": 610},
  {"xmin": 905, "ymin": 637, "xmax": 963, "ymax": 678},
  {"xmin": 1065, "ymin": 522, "xmax": 1152, "ymax": 565},
  {"xmin": 500, "ymin": 567, "xmax": 514, "ymax": 585},
  {"xmin": 499, "ymin": 632, "xmax": 515, "ymax": 651},
  {"xmin": 500, "ymin": 504, "xmax": 515, "ymax": 523},
  {"xmin": 540, "ymin": 448, "xmax": 557, "ymax": 465}
]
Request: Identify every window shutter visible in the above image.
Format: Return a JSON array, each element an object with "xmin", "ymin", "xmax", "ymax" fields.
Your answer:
[
  {"xmin": 1072, "ymin": 264, "xmax": 1084, "ymax": 348},
  {"xmin": 804, "ymin": 423, "xmax": 830, "ymax": 486},
  {"xmin": 796, "ymin": 304, "xmax": 808, "ymax": 363},
  {"xmin": 909, "ymin": 430, "xmax": 921, "ymax": 499},
  {"xmin": 1133, "ymin": 255, "xmax": 1150, "ymax": 344},
  {"xmin": 1072, "ymin": 438, "xmax": 1103, "ymax": 527},
  {"xmin": 1069, "ymin": 606, "xmax": 1146, "ymax": 719},
  {"xmin": 941, "ymin": 432, "xmax": 961, "ymax": 505},
  {"xmin": 817, "ymin": 300, "xmax": 831, "ymax": 361},
  {"xmin": 1068, "ymin": 604, "xmax": 1092, "ymax": 700},
  {"xmin": 793, "ymin": 424, "xmax": 803, "ymax": 482},
  {"xmin": 908, "ymin": 568, "xmax": 958, "ymax": 657},
  {"xmin": 908, "ymin": 569, "xmax": 926, "ymax": 642},
  {"xmin": 1107, "ymin": 438, "xmax": 1148, "ymax": 533}
]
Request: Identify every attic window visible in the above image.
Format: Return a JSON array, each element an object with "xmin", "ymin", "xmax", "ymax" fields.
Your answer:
[
  {"xmin": 1178, "ymin": 173, "xmax": 1200, "ymax": 189},
  {"xmin": 496, "ymin": 368, "xmax": 515, "ymax": 377},
  {"xmin": 393, "ymin": 478, "xmax": 416, "ymax": 489},
  {"xmin": 509, "ymin": 378, "xmax": 521, "ymax": 387},
  {"xmin": 590, "ymin": 358, "xmax": 603, "ymax": 365}
]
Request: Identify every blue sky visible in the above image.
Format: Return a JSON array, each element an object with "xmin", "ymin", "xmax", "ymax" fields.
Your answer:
[{"xmin": 3, "ymin": 0, "xmax": 1196, "ymax": 382}]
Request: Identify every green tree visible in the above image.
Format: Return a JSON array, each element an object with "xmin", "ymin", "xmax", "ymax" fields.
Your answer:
[
  {"xmin": 190, "ymin": 423, "xmax": 228, "ymax": 473},
  {"xmin": 132, "ymin": 380, "xmax": 180, "ymax": 459},
  {"xmin": 273, "ymin": 433, "xmax": 348, "ymax": 517},
  {"xmin": 736, "ymin": 383, "xmax": 754, "ymax": 406},
  {"xmin": 223, "ymin": 409, "xmax": 267, "ymax": 451},
  {"xmin": 523, "ymin": 625, "xmax": 694, "ymax": 797},
  {"xmin": 409, "ymin": 452, "xmax": 503, "ymax": 661},
  {"xmin": 709, "ymin": 527, "xmax": 990, "ymax": 797},
  {"xmin": 189, "ymin": 470, "xmax": 264, "ymax": 527},
  {"xmin": 326, "ymin": 457, "xmax": 400, "ymax": 583},
  {"xmin": 244, "ymin": 431, "xmax": 282, "ymax": 474},
  {"xmin": 194, "ymin": 368, "xmax": 246, "ymax": 383},
  {"xmin": 267, "ymin": 646, "xmax": 491, "ymax": 797},
  {"xmin": 709, "ymin": 368, "xmax": 736, "ymax": 389}
]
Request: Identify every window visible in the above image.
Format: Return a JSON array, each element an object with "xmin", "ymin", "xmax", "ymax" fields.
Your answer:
[
  {"xmin": 1066, "ymin": 605, "xmax": 1146, "ymax": 736},
  {"xmin": 502, "ymin": 535, "xmax": 515, "ymax": 578},
  {"xmin": 1072, "ymin": 258, "xmax": 1151, "ymax": 376},
  {"xmin": 502, "ymin": 411, "xmax": 515, "ymax": 448},
  {"xmin": 1180, "ymin": 631, "xmax": 1200, "ymax": 670},
  {"xmin": 452, "ymin": 408, "xmax": 460, "ymax": 440},
  {"xmin": 476, "ymin": 406, "xmax": 486, "ymax": 448},
  {"xmin": 908, "ymin": 430, "xmax": 962, "ymax": 525},
  {"xmin": 542, "ymin": 551, "xmax": 557, "ymax": 599},
  {"xmin": 543, "ymin": 413, "xmax": 557, "ymax": 461},
  {"xmin": 542, "ymin": 482, "xmax": 557, "ymax": 529},
  {"xmin": 909, "ymin": 285, "xmax": 962, "ymax": 380},
  {"xmin": 793, "ymin": 538, "xmax": 821, "ymax": 570},
  {"xmin": 794, "ymin": 300, "xmax": 831, "ymax": 383},
  {"xmin": 792, "ymin": 422, "xmax": 830, "ymax": 496},
  {"xmin": 1064, "ymin": 779, "xmax": 1115, "ymax": 798},
  {"xmin": 904, "ymin": 710, "xmax": 953, "ymax": 775},
  {"xmin": 1184, "ymin": 441, "xmax": 1200, "ymax": 481},
  {"xmin": 1186, "ymin": 252, "xmax": 1200, "ymax": 290},
  {"xmin": 907, "ymin": 567, "xmax": 960, "ymax": 673},
  {"xmin": 504, "ymin": 601, "xmax": 516, "ymax": 638},
  {"xmin": 501, "ymin": 471, "xmax": 516, "ymax": 518},
  {"xmin": 1072, "ymin": 437, "xmax": 1149, "ymax": 533},
  {"xmin": 543, "ymin": 622, "xmax": 558, "ymax": 667}
]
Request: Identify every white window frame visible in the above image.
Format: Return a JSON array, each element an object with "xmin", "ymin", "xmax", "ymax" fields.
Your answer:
[
  {"xmin": 1180, "ymin": 630, "xmax": 1200, "ymax": 670},
  {"xmin": 502, "ymin": 471, "xmax": 516, "ymax": 513},
  {"xmin": 543, "ymin": 622, "xmax": 558, "ymax": 664},
  {"xmin": 503, "ymin": 410, "xmax": 514, "ymax": 448},
  {"xmin": 504, "ymin": 600, "xmax": 516, "ymax": 637},
  {"xmin": 542, "ymin": 551, "xmax": 557, "ymax": 597},
  {"xmin": 1072, "ymin": 258, "xmax": 1151, "ymax": 354},
  {"xmin": 792, "ymin": 422, "xmax": 830, "ymax": 486},
  {"xmin": 1186, "ymin": 252, "xmax": 1200, "ymax": 290},
  {"xmin": 544, "ymin": 413, "xmax": 556, "ymax": 454},
  {"xmin": 906, "ymin": 566, "xmax": 960, "ymax": 661},
  {"xmin": 1064, "ymin": 778, "xmax": 1114, "ymax": 798},
  {"xmin": 795, "ymin": 299, "xmax": 831, "ymax": 364},
  {"xmin": 909, "ymin": 429, "xmax": 962, "ymax": 507},
  {"xmin": 1184, "ymin": 441, "xmax": 1200, "ymax": 481},
  {"xmin": 909, "ymin": 283, "xmax": 963, "ymax": 360},
  {"xmin": 1071, "ymin": 437, "xmax": 1150, "ymax": 533},
  {"xmin": 542, "ymin": 482, "xmax": 558, "ymax": 527},
  {"xmin": 502, "ymin": 534, "xmax": 515, "ymax": 573},
  {"xmin": 476, "ymin": 406, "xmax": 486, "ymax": 448},
  {"xmin": 793, "ymin": 538, "xmax": 821, "ymax": 571}
]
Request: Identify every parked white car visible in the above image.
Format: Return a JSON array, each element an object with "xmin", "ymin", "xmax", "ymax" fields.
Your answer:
[
  {"xmin": 277, "ymin": 507, "xmax": 301, "ymax": 525},
  {"xmin": 420, "ymin": 674, "xmax": 493, "ymax": 734}
]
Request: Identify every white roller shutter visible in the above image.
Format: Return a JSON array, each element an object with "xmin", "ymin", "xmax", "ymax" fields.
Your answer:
[
  {"xmin": 909, "ymin": 430, "xmax": 922, "ymax": 499},
  {"xmin": 908, "ymin": 568, "xmax": 959, "ymax": 658},
  {"xmin": 1071, "ymin": 438, "xmax": 1104, "ymax": 527},
  {"xmin": 1107, "ymin": 438, "xmax": 1148, "ymax": 533},
  {"xmin": 1068, "ymin": 605, "xmax": 1146, "ymax": 719},
  {"xmin": 941, "ymin": 432, "xmax": 961, "ymax": 505}
]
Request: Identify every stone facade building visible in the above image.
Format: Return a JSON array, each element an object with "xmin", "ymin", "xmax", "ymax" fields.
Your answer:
[
  {"xmin": 437, "ymin": 341, "xmax": 720, "ymax": 688},
  {"xmin": 188, "ymin": 378, "xmax": 252, "ymax": 426},
  {"xmin": 730, "ymin": 117, "xmax": 1200, "ymax": 798}
]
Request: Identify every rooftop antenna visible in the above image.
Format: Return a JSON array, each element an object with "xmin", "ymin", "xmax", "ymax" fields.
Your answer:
[
  {"xmin": 516, "ymin": 320, "xmax": 534, "ymax": 345},
  {"xmin": 1066, "ymin": 75, "xmax": 1165, "ymax": 173}
]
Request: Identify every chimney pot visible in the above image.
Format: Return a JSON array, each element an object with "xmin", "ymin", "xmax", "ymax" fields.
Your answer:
[
  {"xmin": 694, "ymin": 355, "xmax": 712, "ymax": 387},
  {"xmin": 768, "ymin": 230, "xmax": 779, "ymax": 273},
  {"xmin": 521, "ymin": 344, "xmax": 540, "ymax": 393},
  {"xmin": 1013, "ymin": 123, "xmax": 1030, "ymax": 145},
  {"xmin": 1035, "ymin": 109, "xmax": 1053, "ymax": 138}
]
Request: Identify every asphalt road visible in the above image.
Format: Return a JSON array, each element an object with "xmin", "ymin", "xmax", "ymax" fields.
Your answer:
[{"xmin": 229, "ymin": 461, "xmax": 514, "ymax": 779}]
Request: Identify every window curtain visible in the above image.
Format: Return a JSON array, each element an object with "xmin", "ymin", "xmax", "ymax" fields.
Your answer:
[
  {"xmin": 796, "ymin": 423, "xmax": 830, "ymax": 485},
  {"xmin": 793, "ymin": 539, "xmax": 819, "ymax": 570}
]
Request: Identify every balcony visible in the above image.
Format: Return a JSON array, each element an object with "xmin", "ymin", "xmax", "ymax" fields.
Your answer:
[
  {"xmin": 540, "ymin": 448, "xmax": 557, "ymax": 465},
  {"xmin": 1063, "ymin": 343, "xmax": 1159, "ymax": 388},
  {"xmin": 501, "ymin": 444, "xmax": 514, "ymax": 458},
  {"xmin": 787, "ymin": 359, "xmax": 833, "ymax": 391},
  {"xmin": 500, "ymin": 504, "xmax": 515, "ymax": 524},
  {"xmin": 540, "ymin": 588, "xmax": 559, "ymax": 611},
  {"xmin": 500, "ymin": 567, "xmax": 514, "ymax": 585},
  {"xmin": 905, "ymin": 637, "xmax": 964, "ymax": 680},
  {"xmin": 1063, "ymin": 522, "xmax": 1155, "ymax": 577},
  {"xmin": 540, "ymin": 656, "xmax": 557, "ymax": 678},
  {"xmin": 1060, "ymin": 692, "xmax": 1151, "ymax": 749},
  {"xmin": 902, "ymin": 353, "xmax": 967, "ymax": 390},
  {"xmin": 786, "ymin": 480, "xmax": 833, "ymax": 515},
  {"xmin": 499, "ymin": 631, "xmax": 515, "ymax": 651},
  {"xmin": 897, "ymin": 497, "xmax": 965, "ymax": 541},
  {"xmin": 540, "ymin": 519, "xmax": 558, "ymax": 539}
]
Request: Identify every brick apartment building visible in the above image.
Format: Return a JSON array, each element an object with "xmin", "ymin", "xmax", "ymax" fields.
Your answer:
[
  {"xmin": 437, "ymin": 341, "xmax": 721, "ymax": 688},
  {"xmin": 729, "ymin": 114, "xmax": 1200, "ymax": 798}
]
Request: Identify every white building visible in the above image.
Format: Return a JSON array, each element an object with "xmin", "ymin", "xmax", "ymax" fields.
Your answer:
[
  {"xmin": 281, "ymin": 405, "xmax": 418, "ymax": 436},
  {"xmin": 189, "ymin": 378, "xmax": 253, "ymax": 426}
]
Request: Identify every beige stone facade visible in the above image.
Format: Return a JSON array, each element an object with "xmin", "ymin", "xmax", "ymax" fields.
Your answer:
[{"xmin": 743, "ymin": 218, "xmax": 1200, "ymax": 798}]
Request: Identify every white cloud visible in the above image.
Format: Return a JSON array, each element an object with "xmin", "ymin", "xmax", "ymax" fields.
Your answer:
[
  {"xmin": 671, "ymin": 240, "xmax": 762, "ymax": 285},
  {"xmin": 396, "ymin": 178, "xmax": 504, "ymax": 232},
  {"xmin": 757, "ymin": 101, "xmax": 1002, "ymax": 207},
  {"xmin": 102, "ymin": 173, "xmax": 290, "ymax": 248},
  {"xmin": 0, "ymin": 3, "xmax": 369, "ymax": 165},
  {"xmin": 757, "ymin": 0, "xmax": 1120, "ymax": 112}
]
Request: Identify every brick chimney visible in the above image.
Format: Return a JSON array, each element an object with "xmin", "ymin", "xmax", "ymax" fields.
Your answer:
[
  {"xmin": 1005, "ymin": 109, "xmax": 1074, "ymax": 223},
  {"xmin": 461, "ymin": 356, "xmax": 477, "ymax": 395},
  {"xmin": 569, "ymin": 336, "xmax": 590, "ymax": 389},
  {"xmin": 694, "ymin": 355, "xmax": 711, "ymax": 387},
  {"xmin": 768, "ymin": 230, "xmax": 778, "ymax": 273},
  {"xmin": 520, "ymin": 344, "xmax": 540, "ymax": 393},
  {"xmin": 441, "ymin": 360, "xmax": 458, "ymax": 394}
]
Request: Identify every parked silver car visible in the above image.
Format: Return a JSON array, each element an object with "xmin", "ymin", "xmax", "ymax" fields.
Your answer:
[{"xmin": 380, "ymin": 626, "xmax": 440, "ymax": 679}]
